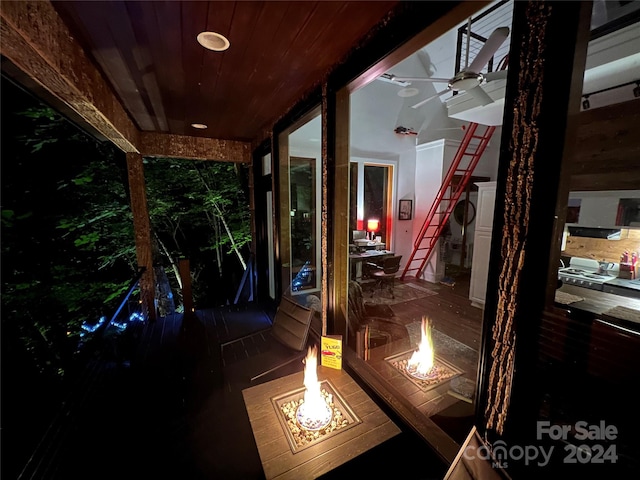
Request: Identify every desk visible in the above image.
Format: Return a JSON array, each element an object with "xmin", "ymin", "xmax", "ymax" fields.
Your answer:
[
  {"xmin": 349, "ymin": 250, "xmax": 393, "ymax": 280},
  {"xmin": 243, "ymin": 367, "xmax": 400, "ymax": 479}
]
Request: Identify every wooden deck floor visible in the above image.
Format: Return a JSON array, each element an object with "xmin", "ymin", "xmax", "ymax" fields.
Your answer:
[{"xmin": 21, "ymin": 267, "xmax": 480, "ymax": 479}]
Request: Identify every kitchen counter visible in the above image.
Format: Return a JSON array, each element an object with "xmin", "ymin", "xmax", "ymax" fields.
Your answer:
[
  {"xmin": 604, "ymin": 277, "xmax": 640, "ymax": 291},
  {"xmin": 601, "ymin": 277, "xmax": 640, "ymax": 299},
  {"xmin": 556, "ymin": 284, "xmax": 640, "ymax": 328}
]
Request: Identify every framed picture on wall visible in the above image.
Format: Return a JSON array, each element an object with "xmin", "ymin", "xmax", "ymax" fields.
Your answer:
[{"xmin": 399, "ymin": 199, "xmax": 412, "ymax": 220}]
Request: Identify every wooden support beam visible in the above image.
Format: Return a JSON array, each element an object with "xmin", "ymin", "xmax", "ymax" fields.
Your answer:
[
  {"xmin": 0, "ymin": 1, "xmax": 139, "ymax": 153},
  {"xmin": 139, "ymin": 132, "xmax": 251, "ymax": 163},
  {"xmin": 126, "ymin": 152, "xmax": 155, "ymax": 321},
  {"xmin": 478, "ymin": 0, "xmax": 591, "ymax": 448}
]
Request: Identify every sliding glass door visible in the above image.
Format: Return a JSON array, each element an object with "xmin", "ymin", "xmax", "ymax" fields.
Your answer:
[{"xmin": 278, "ymin": 108, "xmax": 322, "ymax": 302}]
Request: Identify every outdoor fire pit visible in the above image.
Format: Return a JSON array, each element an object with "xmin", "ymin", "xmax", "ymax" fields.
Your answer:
[
  {"xmin": 270, "ymin": 347, "xmax": 361, "ymax": 453},
  {"xmin": 385, "ymin": 316, "xmax": 462, "ymax": 391}
]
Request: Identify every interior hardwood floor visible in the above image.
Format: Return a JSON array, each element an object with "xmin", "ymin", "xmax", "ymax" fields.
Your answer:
[
  {"xmin": 393, "ymin": 266, "xmax": 483, "ymax": 350},
  {"xmin": 351, "ymin": 264, "xmax": 484, "ymax": 447}
]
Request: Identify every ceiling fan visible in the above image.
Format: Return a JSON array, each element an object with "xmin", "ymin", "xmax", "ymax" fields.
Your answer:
[{"xmin": 385, "ymin": 26, "xmax": 510, "ymax": 109}]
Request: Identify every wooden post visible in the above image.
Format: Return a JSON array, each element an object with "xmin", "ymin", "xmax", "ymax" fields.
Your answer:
[
  {"xmin": 477, "ymin": 0, "xmax": 591, "ymax": 457},
  {"xmin": 126, "ymin": 152, "xmax": 156, "ymax": 321}
]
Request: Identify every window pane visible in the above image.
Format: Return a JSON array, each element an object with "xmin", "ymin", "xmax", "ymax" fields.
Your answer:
[{"xmin": 278, "ymin": 109, "xmax": 322, "ymax": 306}]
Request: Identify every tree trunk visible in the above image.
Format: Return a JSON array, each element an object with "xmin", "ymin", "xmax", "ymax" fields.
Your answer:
[{"xmin": 153, "ymin": 230, "xmax": 182, "ymax": 289}]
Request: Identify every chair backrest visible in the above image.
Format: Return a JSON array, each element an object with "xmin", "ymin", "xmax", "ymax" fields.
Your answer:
[
  {"xmin": 271, "ymin": 295, "xmax": 314, "ymax": 351},
  {"xmin": 348, "ymin": 281, "xmax": 367, "ymax": 324},
  {"xmin": 382, "ymin": 255, "xmax": 402, "ymax": 274}
]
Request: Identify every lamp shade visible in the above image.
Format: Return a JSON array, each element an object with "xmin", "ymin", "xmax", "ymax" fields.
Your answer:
[{"xmin": 367, "ymin": 219, "xmax": 380, "ymax": 232}]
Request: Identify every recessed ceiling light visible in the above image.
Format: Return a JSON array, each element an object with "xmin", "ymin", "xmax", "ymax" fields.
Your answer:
[
  {"xmin": 397, "ymin": 87, "xmax": 420, "ymax": 98},
  {"xmin": 197, "ymin": 31, "xmax": 230, "ymax": 51},
  {"xmin": 191, "ymin": 123, "xmax": 208, "ymax": 129}
]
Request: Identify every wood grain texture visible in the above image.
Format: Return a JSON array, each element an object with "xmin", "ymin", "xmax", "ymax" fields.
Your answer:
[
  {"xmin": 126, "ymin": 152, "xmax": 155, "ymax": 320},
  {"xmin": 563, "ymin": 229, "xmax": 640, "ymax": 263},
  {"xmin": 484, "ymin": 0, "xmax": 551, "ymax": 435},
  {"xmin": 570, "ymin": 99, "xmax": 640, "ymax": 191},
  {"xmin": 139, "ymin": 132, "xmax": 250, "ymax": 163},
  {"xmin": 0, "ymin": 0, "xmax": 139, "ymax": 152},
  {"xmin": 243, "ymin": 367, "xmax": 400, "ymax": 479},
  {"xmin": 50, "ymin": 0, "xmax": 398, "ymax": 141}
]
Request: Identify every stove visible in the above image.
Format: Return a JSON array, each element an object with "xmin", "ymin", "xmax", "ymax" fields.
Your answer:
[{"xmin": 558, "ymin": 258, "xmax": 616, "ymax": 291}]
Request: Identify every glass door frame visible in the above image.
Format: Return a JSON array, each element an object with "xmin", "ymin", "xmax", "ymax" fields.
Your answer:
[{"xmin": 276, "ymin": 105, "xmax": 323, "ymax": 298}]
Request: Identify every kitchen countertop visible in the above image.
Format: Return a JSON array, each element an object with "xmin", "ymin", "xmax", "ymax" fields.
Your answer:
[
  {"xmin": 605, "ymin": 277, "xmax": 640, "ymax": 291},
  {"xmin": 556, "ymin": 284, "xmax": 640, "ymax": 327}
]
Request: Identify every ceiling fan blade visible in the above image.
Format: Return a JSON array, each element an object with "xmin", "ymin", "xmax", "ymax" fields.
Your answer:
[
  {"xmin": 411, "ymin": 88, "xmax": 451, "ymax": 109},
  {"xmin": 392, "ymin": 76, "xmax": 451, "ymax": 83},
  {"xmin": 484, "ymin": 70, "xmax": 508, "ymax": 82},
  {"xmin": 467, "ymin": 85, "xmax": 494, "ymax": 106},
  {"xmin": 467, "ymin": 26, "xmax": 510, "ymax": 74}
]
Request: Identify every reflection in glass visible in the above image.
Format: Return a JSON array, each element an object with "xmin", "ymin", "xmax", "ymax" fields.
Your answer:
[
  {"xmin": 290, "ymin": 157, "xmax": 316, "ymax": 291},
  {"xmin": 617, "ymin": 198, "xmax": 640, "ymax": 227},
  {"xmin": 349, "ymin": 162, "xmax": 393, "ymax": 245},
  {"xmin": 279, "ymin": 110, "xmax": 322, "ymax": 303}
]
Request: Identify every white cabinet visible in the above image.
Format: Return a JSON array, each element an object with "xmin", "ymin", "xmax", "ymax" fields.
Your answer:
[{"xmin": 469, "ymin": 182, "xmax": 496, "ymax": 308}]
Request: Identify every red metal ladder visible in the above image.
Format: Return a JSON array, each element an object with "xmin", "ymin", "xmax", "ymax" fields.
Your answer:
[{"xmin": 400, "ymin": 122, "xmax": 496, "ymax": 280}]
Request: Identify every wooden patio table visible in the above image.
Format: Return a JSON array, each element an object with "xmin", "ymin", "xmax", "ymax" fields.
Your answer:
[{"xmin": 243, "ymin": 366, "xmax": 400, "ymax": 479}]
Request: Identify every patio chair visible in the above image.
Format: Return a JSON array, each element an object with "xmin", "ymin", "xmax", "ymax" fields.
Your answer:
[
  {"xmin": 348, "ymin": 280, "xmax": 410, "ymax": 357},
  {"xmin": 367, "ymin": 255, "xmax": 402, "ymax": 298},
  {"xmin": 221, "ymin": 295, "xmax": 315, "ymax": 382}
]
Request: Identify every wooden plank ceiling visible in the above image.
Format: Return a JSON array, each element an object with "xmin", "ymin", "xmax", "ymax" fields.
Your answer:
[{"xmin": 52, "ymin": 1, "xmax": 398, "ymax": 143}]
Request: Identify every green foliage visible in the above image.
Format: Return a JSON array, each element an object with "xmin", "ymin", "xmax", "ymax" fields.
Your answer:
[
  {"xmin": 2, "ymin": 91, "xmax": 134, "ymax": 381},
  {"xmin": 144, "ymin": 158, "xmax": 252, "ymax": 305},
  {"xmin": 2, "ymin": 81, "xmax": 253, "ymax": 382}
]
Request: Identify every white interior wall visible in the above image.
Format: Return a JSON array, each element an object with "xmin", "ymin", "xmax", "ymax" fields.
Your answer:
[
  {"xmin": 412, "ymin": 140, "xmax": 447, "ymax": 283},
  {"xmin": 395, "ymin": 148, "xmax": 417, "ymax": 267},
  {"xmin": 349, "ymin": 10, "xmax": 504, "ymax": 282}
]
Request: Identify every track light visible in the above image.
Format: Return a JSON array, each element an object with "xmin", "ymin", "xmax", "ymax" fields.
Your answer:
[
  {"xmin": 634, "ymin": 81, "xmax": 640, "ymax": 98},
  {"xmin": 582, "ymin": 95, "xmax": 590, "ymax": 110}
]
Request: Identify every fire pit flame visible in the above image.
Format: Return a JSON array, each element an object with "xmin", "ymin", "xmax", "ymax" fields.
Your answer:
[
  {"xmin": 296, "ymin": 346, "xmax": 332, "ymax": 431},
  {"xmin": 406, "ymin": 316, "xmax": 436, "ymax": 379}
]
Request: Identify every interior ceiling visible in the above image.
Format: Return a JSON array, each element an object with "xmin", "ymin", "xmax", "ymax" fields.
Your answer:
[
  {"xmin": 353, "ymin": 0, "xmax": 640, "ymax": 152},
  {"xmin": 51, "ymin": 0, "xmax": 398, "ymax": 143}
]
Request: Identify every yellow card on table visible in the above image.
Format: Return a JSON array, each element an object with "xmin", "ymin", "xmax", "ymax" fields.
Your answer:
[{"xmin": 321, "ymin": 335, "xmax": 342, "ymax": 370}]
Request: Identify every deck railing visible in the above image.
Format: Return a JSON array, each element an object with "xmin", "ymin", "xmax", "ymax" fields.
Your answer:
[{"xmin": 17, "ymin": 267, "xmax": 148, "ymax": 480}]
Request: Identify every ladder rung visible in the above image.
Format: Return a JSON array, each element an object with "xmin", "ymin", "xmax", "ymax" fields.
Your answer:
[{"xmin": 403, "ymin": 122, "xmax": 494, "ymax": 281}]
